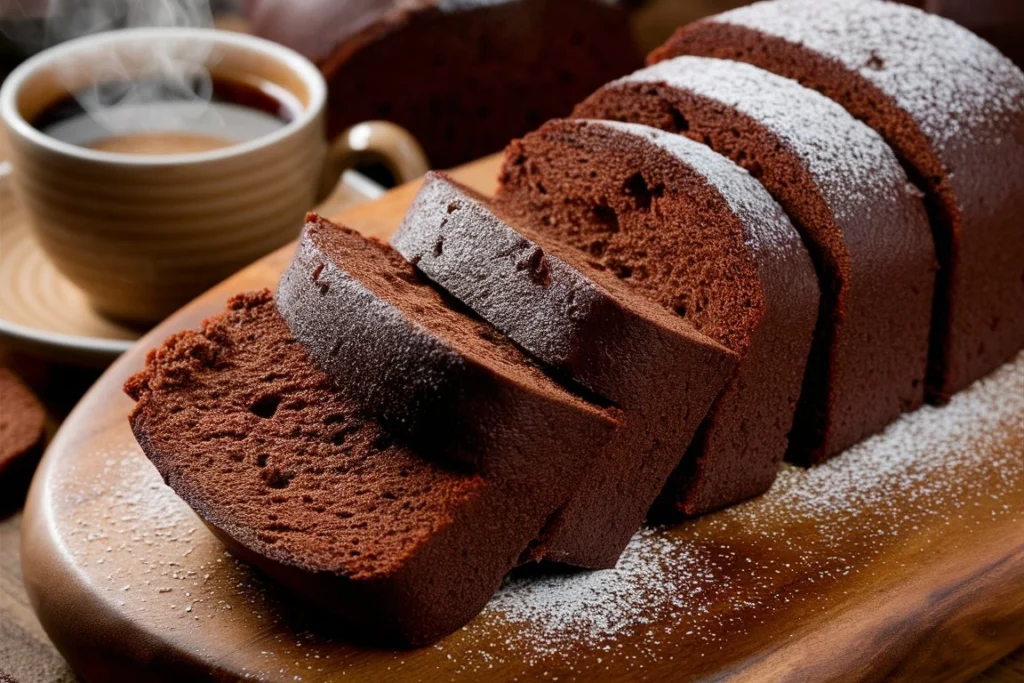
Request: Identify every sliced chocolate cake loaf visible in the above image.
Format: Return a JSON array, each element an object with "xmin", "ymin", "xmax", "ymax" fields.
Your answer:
[
  {"xmin": 498, "ymin": 120, "xmax": 818, "ymax": 516},
  {"xmin": 127, "ymin": 294, "xmax": 615, "ymax": 643},
  {"xmin": 575, "ymin": 56, "xmax": 936, "ymax": 465},
  {"xmin": 277, "ymin": 215, "xmax": 617, "ymax": 472},
  {"xmin": 650, "ymin": 0, "xmax": 1024, "ymax": 402},
  {"xmin": 249, "ymin": 0, "xmax": 641, "ymax": 168},
  {"xmin": 392, "ymin": 172, "xmax": 737, "ymax": 567}
]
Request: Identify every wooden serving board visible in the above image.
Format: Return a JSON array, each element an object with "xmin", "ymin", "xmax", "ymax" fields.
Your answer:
[{"xmin": 20, "ymin": 154, "xmax": 1024, "ymax": 683}]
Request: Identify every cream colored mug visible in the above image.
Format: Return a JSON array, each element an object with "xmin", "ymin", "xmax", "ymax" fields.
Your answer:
[{"xmin": 0, "ymin": 28, "xmax": 429, "ymax": 323}]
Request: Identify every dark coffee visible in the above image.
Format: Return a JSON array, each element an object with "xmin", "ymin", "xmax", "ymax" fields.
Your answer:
[{"xmin": 32, "ymin": 74, "xmax": 303, "ymax": 154}]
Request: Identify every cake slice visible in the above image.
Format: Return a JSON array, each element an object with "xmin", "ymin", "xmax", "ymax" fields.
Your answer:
[
  {"xmin": 497, "ymin": 119, "xmax": 818, "ymax": 516},
  {"xmin": 392, "ymin": 171, "xmax": 737, "ymax": 567},
  {"xmin": 650, "ymin": 0, "xmax": 1024, "ymax": 402},
  {"xmin": 574, "ymin": 56, "xmax": 936, "ymax": 465},
  {"xmin": 277, "ymin": 215, "xmax": 618, "ymax": 473},
  {"xmin": 126, "ymin": 289, "xmax": 616, "ymax": 645},
  {"xmin": 0, "ymin": 368, "xmax": 46, "ymax": 515}
]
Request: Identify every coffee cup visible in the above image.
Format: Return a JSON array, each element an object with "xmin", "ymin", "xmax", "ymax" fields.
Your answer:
[{"xmin": 0, "ymin": 28, "xmax": 429, "ymax": 322}]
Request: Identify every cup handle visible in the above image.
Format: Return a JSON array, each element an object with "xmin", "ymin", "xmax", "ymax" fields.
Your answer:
[{"xmin": 317, "ymin": 121, "xmax": 430, "ymax": 205}]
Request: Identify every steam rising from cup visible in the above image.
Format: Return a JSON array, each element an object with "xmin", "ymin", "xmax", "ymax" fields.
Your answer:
[{"xmin": 1, "ymin": 0, "xmax": 252, "ymax": 148}]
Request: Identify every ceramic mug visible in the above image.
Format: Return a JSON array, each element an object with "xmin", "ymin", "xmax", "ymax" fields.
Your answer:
[{"xmin": 0, "ymin": 28, "xmax": 429, "ymax": 323}]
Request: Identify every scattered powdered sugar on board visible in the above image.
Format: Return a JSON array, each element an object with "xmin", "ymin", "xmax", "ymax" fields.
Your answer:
[
  {"xmin": 57, "ymin": 449, "xmax": 274, "ymax": 623},
  {"xmin": 478, "ymin": 528, "xmax": 742, "ymax": 668},
  {"xmin": 460, "ymin": 354, "xmax": 1023, "ymax": 673},
  {"xmin": 43, "ymin": 354, "xmax": 1022, "ymax": 680},
  {"xmin": 724, "ymin": 356, "xmax": 1022, "ymax": 535},
  {"xmin": 53, "ymin": 446, "xmax": 360, "ymax": 680}
]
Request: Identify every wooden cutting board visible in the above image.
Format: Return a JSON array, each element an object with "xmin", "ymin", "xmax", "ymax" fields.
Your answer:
[{"xmin": 20, "ymin": 154, "xmax": 1024, "ymax": 683}]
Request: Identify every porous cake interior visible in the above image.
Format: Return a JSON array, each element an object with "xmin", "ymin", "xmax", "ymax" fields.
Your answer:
[
  {"xmin": 650, "ymin": 21, "xmax": 960, "ymax": 395},
  {"xmin": 126, "ymin": 291, "xmax": 484, "ymax": 579},
  {"xmin": 572, "ymin": 87, "xmax": 852, "ymax": 459},
  {"xmin": 497, "ymin": 124, "xmax": 764, "ymax": 357},
  {"xmin": 418, "ymin": 172, "xmax": 715, "ymax": 340},
  {"xmin": 648, "ymin": 10, "xmax": 1024, "ymax": 400}
]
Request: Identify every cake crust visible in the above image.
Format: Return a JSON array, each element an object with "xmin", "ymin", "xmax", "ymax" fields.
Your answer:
[
  {"xmin": 651, "ymin": 0, "xmax": 1024, "ymax": 401},
  {"xmin": 574, "ymin": 56, "xmax": 936, "ymax": 464},
  {"xmin": 276, "ymin": 215, "xmax": 618, "ymax": 473},
  {"xmin": 497, "ymin": 119, "xmax": 818, "ymax": 516},
  {"xmin": 126, "ymin": 288, "xmax": 615, "ymax": 645},
  {"xmin": 392, "ymin": 171, "xmax": 737, "ymax": 566}
]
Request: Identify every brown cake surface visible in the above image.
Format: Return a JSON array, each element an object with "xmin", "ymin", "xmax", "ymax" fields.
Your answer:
[
  {"xmin": 249, "ymin": 0, "xmax": 641, "ymax": 168},
  {"xmin": 276, "ymin": 215, "xmax": 618, "ymax": 473},
  {"xmin": 575, "ymin": 56, "xmax": 936, "ymax": 465},
  {"xmin": 650, "ymin": 0, "xmax": 1024, "ymax": 402},
  {"xmin": 0, "ymin": 368, "xmax": 46, "ymax": 513},
  {"xmin": 126, "ymin": 290, "xmax": 615, "ymax": 645},
  {"xmin": 497, "ymin": 119, "xmax": 818, "ymax": 516},
  {"xmin": 392, "ymin": 172, "xmax": 737, "ymax": 567}
]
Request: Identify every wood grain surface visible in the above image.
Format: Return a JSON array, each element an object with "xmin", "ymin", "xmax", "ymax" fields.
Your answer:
[{"xmin": 10, "ymin": 154, "xmax": 1024, "ymax": 682}]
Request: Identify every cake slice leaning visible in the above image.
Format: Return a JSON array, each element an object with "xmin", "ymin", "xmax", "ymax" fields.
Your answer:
[
  {"xmin": 650, "ymin": 0, "xmax": 1024, "ymax": 402},
  {"xmin": 392, "ymin": 171, "xmax": 738, "ymax": 568},
  {"xmin": 496, "ymin": 119, "xmax": 819, "ymax": 517},
  {"xmin": 276, "ymin": 215, "xmax": 618, "ymax": 474},
  {"xmin": 574, "ymin": 56, "xmax": 936, "ymax": 465},
  {"xmin": 126, "ymin": 288, "xmax": 616, "ymax": 644}
]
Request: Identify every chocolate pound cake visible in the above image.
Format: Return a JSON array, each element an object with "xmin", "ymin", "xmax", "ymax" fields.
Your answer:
[
  {"xmin": 575, "ymin": 56, "xmax": 936, "ymax": 465},
  {"xmin": 0, "ymin": 369, "xmax": 46, "ymax": 514},
  {"xmin": 392, "ymin": 172, "xmax": 737, "ymax": 567},
  {"xmin": 498, "ymin": 119, "xmax": 818, "ymax": 516},
  {"xmin": 651, "ymin": 0, "xmax": 1024, "ymax": 402},
  {"xmin": 249, "ymin": 0, "xmax": 641, "ymax": 168},
  {"xmin": 277, "ymin": 215, "xmax": 617, "ymax": 474},
  {"xmin": 126, "ymin": 291, "xmax": 615, "ymax": 645}
]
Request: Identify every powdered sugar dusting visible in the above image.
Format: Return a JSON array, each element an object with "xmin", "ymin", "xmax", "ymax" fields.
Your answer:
[
  {"xmin": 732, "ymin": 356, "xmax": 1022, "ymax": 527},
  {"xmin": 458, "ymin": 354, "xmax": 1023, "ymax": 673},
  {"xmin": 51, "ymin": 445, "xmax": 365, "ymax": 680},
  {"xmin": 479, "ymin": 528, "xmax": 739, "ymax": 667},
  {"xmin": 57, "ymin": 448, "xmax": 277, "ymax": 625},
  {"xmin": 394, "ymin": 172, "xmax": 601, "ymax": 368},
  {"xmin": 39, "ymin": 354, "xmax": 1023, "ymax": 679},
  {"xmin": 590, "ymin": 120, "xmax": 801, "ymax": 259},
  {"xmin": 618, "ymin": 56, "xmax": 920, "ymax": 229},
  {"xmin": 715, "ymin": 0, "xmax": 1024, "ymax": 161}
]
